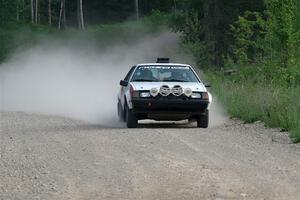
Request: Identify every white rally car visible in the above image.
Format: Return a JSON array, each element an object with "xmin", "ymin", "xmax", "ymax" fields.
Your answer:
[{"xmin": 117, "ymin": 58, "xmax": 212, "ymax": 128}]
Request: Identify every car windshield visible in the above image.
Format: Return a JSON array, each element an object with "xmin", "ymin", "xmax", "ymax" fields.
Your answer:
[{"xmin": 131, "ymin": 65, "xmax": 200, "ymax": 82}]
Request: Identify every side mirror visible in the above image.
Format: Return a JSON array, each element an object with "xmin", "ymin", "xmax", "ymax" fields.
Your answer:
[
  {"xmin": 205, "ymin": 83, "xmax": 211, "ymax": 88},
  {"xmin": 120, "ymin": 80, "xmax": 128, "ymax": 87}
]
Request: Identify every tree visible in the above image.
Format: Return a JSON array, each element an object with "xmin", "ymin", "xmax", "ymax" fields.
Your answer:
[
  {"xmin": 0, "ymin": 0, "xmax": 16, "ymax": 25},
  {"xmin": 170, "ymin": 0, "xmax": 266, "ymax": 68},
  {"xmin": 15, "ymin": 0, "xmax": 26, "ymax": 23},
  {"xmin": 58, "ymin": 0, "xmax": 66, "ymax": 29},
  {"xmin": 31, "ymin": 0, "xmax": 34, "ymax": 23},
  {"xmin": 30, "ymin": 0, "xmax": 39, "ymax": 24},
  {"xmin": 48, "ymin": 0, "xmax": 52, "ymax": 25},
  {"xmin": 266, "ymin": 0, "xmax": 295, "ymax": 67},
  {"xmin": 77, "ymin": 0, "xmax": 85, "ymax": 30},
  {"xmin": 135, "ymin": 0, "xmax": 139, "ymax": 20},
  {"xmin": 35, "ymin": 0, "xmax": 38, "ymax": 24}
]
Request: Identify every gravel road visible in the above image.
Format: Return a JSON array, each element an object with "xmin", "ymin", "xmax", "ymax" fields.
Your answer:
[{"xmin": 1, "ymin": 111, "xmax": 300, "ymax": 200}]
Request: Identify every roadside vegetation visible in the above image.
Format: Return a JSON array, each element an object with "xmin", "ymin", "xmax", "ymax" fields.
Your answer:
[
  {"xmin": 1, "ymin": 0, "xmax": 299, "ymax": 142},
  {"xmin": 171, "ymin": 0, "xmax": 300, "ymax": 142}
]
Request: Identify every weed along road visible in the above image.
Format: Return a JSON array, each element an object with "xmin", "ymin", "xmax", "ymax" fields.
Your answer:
[{"xmin": 0, "ymin": 111, "xmax": 299, "ymax": 200}]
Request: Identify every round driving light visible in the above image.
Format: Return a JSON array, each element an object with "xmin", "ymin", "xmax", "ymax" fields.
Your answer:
[
  {"xmin": 172, "ymin": 85, "xmax": 183, "ymax": 96},
  {"xmin": 150, "ymin": 88, "xmax": 159, "ymax": 97},
  {"xmin": 184, "ymin": 88, "xmax": 192, "ymax": 97},
  {"xmin": 159, "ymin": 85, "xmax": 171, "ymax": 96}
]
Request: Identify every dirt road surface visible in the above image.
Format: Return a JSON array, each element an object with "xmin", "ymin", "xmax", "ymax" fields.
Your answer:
[{"xmin": 1, "ymin": 111, "xmax": 300, "ymax": 200}]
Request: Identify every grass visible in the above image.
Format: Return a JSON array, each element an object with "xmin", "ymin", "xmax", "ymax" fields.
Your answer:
[{"xmin": 207, "ymin": 70, "xmax": 300, "ymax": 143}]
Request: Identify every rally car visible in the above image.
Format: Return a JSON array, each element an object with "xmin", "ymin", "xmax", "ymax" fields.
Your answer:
[{"xmin": 117, "ymin": 58, "xmax": 212, "ymax": 128}]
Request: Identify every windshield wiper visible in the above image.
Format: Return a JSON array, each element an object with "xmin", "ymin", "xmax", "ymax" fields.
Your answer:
[{"xmin": 132, "ymin": 79, "xmax": 154, "ymax": 82}]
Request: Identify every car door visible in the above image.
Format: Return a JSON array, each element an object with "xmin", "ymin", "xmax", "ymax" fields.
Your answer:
[{"xmin": 119, "ymin": 66, "xmax": 136, "ymax": 107}]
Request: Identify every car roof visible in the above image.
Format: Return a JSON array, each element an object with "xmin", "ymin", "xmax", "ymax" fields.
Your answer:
[{"xmin": 136, "ymin": 63, "xmax": 191, "ymax": 67}]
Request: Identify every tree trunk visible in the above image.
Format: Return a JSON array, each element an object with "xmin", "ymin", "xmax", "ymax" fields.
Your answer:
[
  {"xmin": 21, "ymin": 0, "xmax": 25, "ymax": 21},
  {"xmin": 58, "ymin": 0, "xmax": 64, "ymax": 29},
  {"xmin": 58, "ymin": 0, "xmax": 67, "ymax": 29},
  {"xmin": 77, "ymin": 0, "xmax": 85, "ymax": 30},
  {"xmin": 16, "ymin": 0, "xmax": 19, "ymax": 22},
  {"xmin": 79, "ymin": 0, "xmax": 85, "ymax": 30},
  {"xmin": 35, "ymin": 0, "xmax": 38, "ymax": 24},
  {"xmin": 31, "ymin": 0, "xmax": 34, "ymax": 23},
  {"xmin": 63, "ymin": 0, "xmax": 66, "ymax": 28},
  {"xmin": 173, "ymin": 0, "xmax": 177, "ymax": 11},
  {"xmin": 48, "ymin": 0, "xmax": 52, "ymax": 25},
  {"xmin": 135, "ymin": 0, "xmax": 139, "ymax": 20},
  {"xmin": 77, "ymin": 0, "xmax": 80, "ymax": 29}
]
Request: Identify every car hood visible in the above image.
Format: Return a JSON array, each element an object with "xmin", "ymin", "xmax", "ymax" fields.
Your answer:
[{"xmin": 130, "ymin": 82, "xmax": 207, "ymax": 92}]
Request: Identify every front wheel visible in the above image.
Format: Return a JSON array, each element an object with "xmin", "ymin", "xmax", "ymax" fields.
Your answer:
[
  {"xmin": 197, "ymin": 109, "xmax": 209, "ymax": 128},
  {"xmin": 126, "ymin": 105, "xmax": 138, "ymax": 128}
]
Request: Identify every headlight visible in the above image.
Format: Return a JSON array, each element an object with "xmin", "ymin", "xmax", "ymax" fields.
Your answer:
[
  {"xmin": 191, "ymin": 93, "xmax": 201, "ymax": 98},
  {"xmin": 140, "ymin": 92, "xmax": 151, "ymax": 98},
  {"xmin": 184, "ymin": 88, "xmax": 192, "ymax": 97},
  {"xmin": 150, "ymin": 88, "xmax": 159, "ymax": 97}
]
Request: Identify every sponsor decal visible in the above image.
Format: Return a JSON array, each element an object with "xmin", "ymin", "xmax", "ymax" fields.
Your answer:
[{"xmin": 139, "ymin": 66, "xmax": 189, "ymax": 70}]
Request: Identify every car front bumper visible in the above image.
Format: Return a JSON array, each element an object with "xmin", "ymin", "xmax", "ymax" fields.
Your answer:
[{"xmin": 131, "ymin": 97, "xmax": 209, "ymax": 115}]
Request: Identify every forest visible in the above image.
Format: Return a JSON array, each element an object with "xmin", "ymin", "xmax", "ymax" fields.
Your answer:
[{"xmin": 1, "ymin": 0, "xmax": 300, "ymax": 142}]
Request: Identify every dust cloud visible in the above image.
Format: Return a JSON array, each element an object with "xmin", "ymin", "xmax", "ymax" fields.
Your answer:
[
  {"xmin": 0, "ymin": 32, "xmax": 179, "ymax": 126},
  {"xmin": 0, "ymin": 31, "xmax": 227, "ymax": 127},
  {"xmin": 209, "ymin": 97, "xmax": 229, "ymax": 127}
]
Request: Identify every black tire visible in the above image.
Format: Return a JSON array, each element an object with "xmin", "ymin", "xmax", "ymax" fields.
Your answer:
[
  {"xmin": 125, "ymin": 105, "xmax": 138, "ymax": 128},
  {"xmin": 197, "ymin": 109, "xmax": 209, "ymax": 128},
  {"xmin": 117, "ymin": 100, "xmax": 125, "ymax": 122}
]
